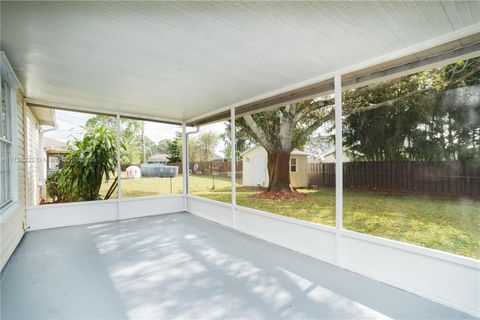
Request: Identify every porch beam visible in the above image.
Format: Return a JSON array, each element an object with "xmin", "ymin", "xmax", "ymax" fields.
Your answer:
[
  {"xmin": 25, "ymin": 98, "xmax": 182, "ymax": 126},
  {"xmin": 342, "ymin": 40, "xmax": 480, "ymax": 90}
]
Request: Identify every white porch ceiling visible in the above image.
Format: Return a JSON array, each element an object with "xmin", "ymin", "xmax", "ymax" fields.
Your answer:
[{"xmin": 1, "ymin": 1, "xmax": 480, "ymax": 122}]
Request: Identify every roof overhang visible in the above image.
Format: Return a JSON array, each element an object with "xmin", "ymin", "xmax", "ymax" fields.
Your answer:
[
  {"xmin": 46, "ymin": 148, "xmax": 67, "ymax": 154},
  {"xmin": 29, "ymin": 106, "xmax": 56, "ymax": 127}
]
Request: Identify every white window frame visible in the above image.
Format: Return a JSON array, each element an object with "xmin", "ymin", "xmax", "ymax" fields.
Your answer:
[
  {"xmin": 290, "ymin": 157, "xmax": 297, "ymax": 173},
  {"xmin": 1, "ymin": 78, "xmax": 13, "ymax": 209},
  {"xmin": 1, "ymin": 52, "xmax": 21, "ymax": 220}
]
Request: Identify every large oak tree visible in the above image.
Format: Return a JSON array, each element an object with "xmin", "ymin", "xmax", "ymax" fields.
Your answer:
[{"xmin": 236, "ymin": 58, "xmax": 480, "ymax": 192}]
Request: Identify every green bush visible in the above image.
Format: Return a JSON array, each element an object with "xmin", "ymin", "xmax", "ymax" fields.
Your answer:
[
  {"xmin": 46, "ymin": 171, "xmax": 71, "ymax": 203},
  {"xmin": 58, "ymin": 125, "xmax": 119, "ymax": 201}
]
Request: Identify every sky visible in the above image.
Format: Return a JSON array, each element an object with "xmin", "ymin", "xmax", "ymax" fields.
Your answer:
[
  {"xmin": 43, "ymin": 109, "xmax": 334, "ymax": 159},
  {"xmin": 44, "ymin": 110, "xmax": 228, "ymax": 155},
  {"xmin": 44, "ymin": 109, "xmax": 336, "ymax": 158}
]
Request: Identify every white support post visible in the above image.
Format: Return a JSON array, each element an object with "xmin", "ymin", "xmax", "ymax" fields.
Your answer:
[
  {"xmin": 115, "ymin": 114, "xmax": 122, "ymax": 219},
  {"xmin": 116, "ymin": 115, "xmax": 122, "ymax": 201},
  {"xmin": 230, "ymin": 107, "xmax": 236, "ymax": 228},
  {"xmin": 334, "ymin": 74, "xmax": 343, "ymax": 267},
  {"xmin": 182, "ymin": 122, "xmax": 188, "ymax": 211}
]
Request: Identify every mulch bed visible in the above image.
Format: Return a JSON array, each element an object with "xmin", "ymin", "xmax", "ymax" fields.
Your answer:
[
  {"xmin": 237, "ymin": 186, "xmax": 265, "ymax": 192},
  {"xmin": 250, "ymin": 189, "xmax": 308, "ymax": 200},
  {"xmin": 39, "ymin": 199, "xmax": 66, "ymax": 205}
]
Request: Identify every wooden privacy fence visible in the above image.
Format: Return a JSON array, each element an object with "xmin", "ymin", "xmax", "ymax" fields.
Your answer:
[{"xmin": 308, "ymin": 160, "xmax": 480, "ymax": 198}]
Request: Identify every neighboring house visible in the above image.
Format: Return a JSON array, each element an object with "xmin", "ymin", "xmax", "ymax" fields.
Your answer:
[
  {"xmin": 25, "ymin": 106, "xmax": 56, "ymax": 206},
  {"xmin": 147, "ymin": 153, "xmax": 169, "ymax": 164},
  {"xmin": 213, "ymin": 153, "xmax": 227, "ymax": 162},
  {"xmin": 307, "ymin": 154, "xmax": 322, "ymax": 164},
  {"xmin": 44, "ymin": 137, "xmax": 67, "ymax": 173},
  {"xmin": 44, "ymin": 136, "xmax": 65, "ymax": 149},
  {"xmin": 241, "ymin": 146, "xmax": 308, "ymax": 188},
  {"xmin": 321, "ymin": 149, "xmax": 352, "ymax": 163}
]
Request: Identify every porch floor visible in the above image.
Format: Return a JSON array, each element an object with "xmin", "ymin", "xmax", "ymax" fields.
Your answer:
[{"xmin": 1, "ymin": 212, "xmax": 474, "ymax": 319}]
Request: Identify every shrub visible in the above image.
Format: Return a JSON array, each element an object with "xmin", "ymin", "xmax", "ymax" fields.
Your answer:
[
  {"xmin": 59, "ymin": 125, "xmax": 118, "ymax": 201},
  {"xmin": 46, "ymin": 171, "xmax": 71, "ymax": 202}
]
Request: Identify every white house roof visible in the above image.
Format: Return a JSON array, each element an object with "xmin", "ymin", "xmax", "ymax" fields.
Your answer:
[
  {"xmin": 291, "ymin": 149, "xmax": 309, "ymax": 156},
  {"xmin": 322, "ymin": 149, "xmax": 336, "ymax": 158},
  {"xmin": 213, "ymin": 154, "xmax": 226, "ymax": 161},
  {"xmin": 1, "ymin": 1, "xmax": 479, "ymax": 123},
  {"xmin": 29, "ymin": 106, "xmax": 56, "ymax": 127},
  {"xmin": 148, "ymin": 153, "xmax": 169, "ymax": 162},
  {"xmin": 44, "ymin": 137, "xmax": 65, "ymax": 150},
  {"xmin": 241, "ymin": 145, "xmax": 308, "ymax": 157},
  {"xmin": 240, "ymin": 146, "xmax": 260, "ymax": 157}
]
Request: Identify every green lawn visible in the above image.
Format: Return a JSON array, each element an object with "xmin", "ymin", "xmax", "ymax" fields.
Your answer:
[
  {"xmin": 101, "ymin": 174, "xmax": 480, "ymax": 259},
  {"xmin": 103, "ymin": 175, "xmax": 184, "ymax": 198},
  {"xmin": 100, "ymin": 173, "xmax": 234, "ymax": 198}
]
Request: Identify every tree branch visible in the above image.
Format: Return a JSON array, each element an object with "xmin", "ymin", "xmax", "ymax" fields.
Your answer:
[
  {"xmin": 291, "ymin": 116, "xmax": 330, "ymax": 148},
  {"xmin": 243, "ymin": 115, "xmax": 274, "ymax": 152},
  {"xmin": 345, "ymin": 84, "xmax": 480, "ymax": 116},
  {"xmin": 292, "ymin": 99, "xmax": 334, "ymax": 124},
  {"xmin": 346, "ymin": 87, "xmax": 435, "ymax": 115},
  {"xmin": 346, "ymin": 64, "xmax": 480, "ymax": 116},
  {"xmin": 347, "ymin": 77, "xmax": 405, "ymax": 99}
]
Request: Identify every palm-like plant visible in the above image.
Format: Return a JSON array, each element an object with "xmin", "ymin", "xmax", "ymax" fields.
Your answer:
[{"xmin": 59, "ymin": 125, "xmax": 118, "ymax": 201}]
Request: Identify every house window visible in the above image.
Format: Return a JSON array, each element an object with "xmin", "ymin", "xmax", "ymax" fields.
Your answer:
[
  {"xmin": 290, "ymin": 157, "xmax": 297, "ymax": 172},
  {"xmin": 1, "ymin": 77, "xmax": 12, "ymax": 209}
]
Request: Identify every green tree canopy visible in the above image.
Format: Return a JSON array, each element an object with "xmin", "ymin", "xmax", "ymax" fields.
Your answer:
[
  {"xmin": 197, "ymin": 131, "xmax": 220, "ymax": 162},
  {"xmin": 157, "ymin": 139, "xmax": 172, "ymax": 154},
  {"xmin": 222, "ymin": 122, "xmax": 254, "ymax": 160},
  {"xmin": 166, "ymin": 132, "xmax": 182, "ymax": 163},
  {"xmin": 343, "ymin": 58, "xmax": 480, "ymax": 161},
  {"xmin": 235, "ymin": 57, "xmax": 480, "ymax": 192}
]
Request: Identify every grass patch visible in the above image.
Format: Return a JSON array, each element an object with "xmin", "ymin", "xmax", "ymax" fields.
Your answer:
[
  {"xmin": 100, "ymin": 174, "xmax": 479, "ymax": 259},
  {"xmin": 188, "ymin": 175, "xmax": 480, "ymax": 259}
]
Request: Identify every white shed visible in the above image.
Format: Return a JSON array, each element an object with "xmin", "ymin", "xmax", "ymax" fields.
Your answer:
[{"xmin": 241, "ymin": 146, "xmax": 308, "ymax": 188}]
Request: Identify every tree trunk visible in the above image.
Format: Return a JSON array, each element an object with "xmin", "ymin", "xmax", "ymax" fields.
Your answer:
[
  {"xmin": 267, "ymin": 151, "xmax": 293, "ymax": 192},
  {"xmin": 267, "ymin": 153, "xmax": 275, "ymax": 190}
]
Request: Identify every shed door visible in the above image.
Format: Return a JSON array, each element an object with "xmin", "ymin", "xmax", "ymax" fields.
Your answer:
[{"xmin": 252, "ymin": 156, "xmax": 266, "ymax": 186}]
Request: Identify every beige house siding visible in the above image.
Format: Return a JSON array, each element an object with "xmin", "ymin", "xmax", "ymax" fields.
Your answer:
[
  {"xmin": 1, "ymin": 89, "xmax": 26, "ymax": 271},
  {"xmin": 25, "ymin": 108, "xmax": 40, "ymax": 206},
  {"xmin": 289, "ymin": 155, "xmax": 308, "ymax": 188}
]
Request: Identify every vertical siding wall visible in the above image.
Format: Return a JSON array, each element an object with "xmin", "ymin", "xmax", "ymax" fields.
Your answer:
[
  {"xmin": 289, "ymin": 155, "xmax": 308, "ymax": 188},
  {"xmin": 25, "ymin": 108, "xmax": 39, "ymax": 206},
  {"xmin": 1, "ymin": 90, "xmax": 26, "ymax": 271}
]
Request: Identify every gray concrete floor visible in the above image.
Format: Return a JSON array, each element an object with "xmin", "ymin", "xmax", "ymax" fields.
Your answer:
[{"xmin": 1, "ymin": 212, "xmax": 475, "ymax": 319}]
